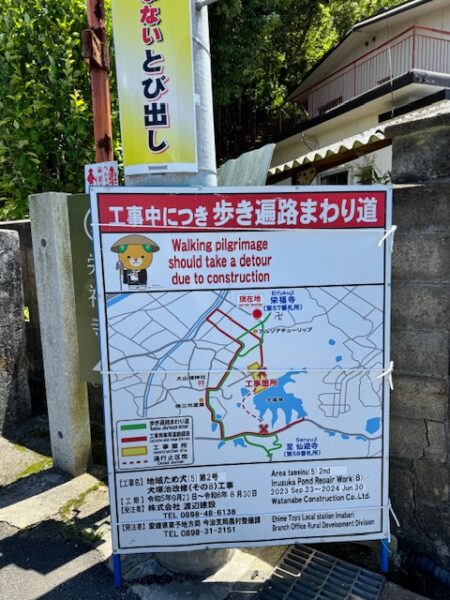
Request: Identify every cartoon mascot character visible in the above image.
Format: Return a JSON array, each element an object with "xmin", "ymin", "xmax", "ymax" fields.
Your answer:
[{"xmin": 111, "ymin": 234, "xmax": 160, "ymax": 289}]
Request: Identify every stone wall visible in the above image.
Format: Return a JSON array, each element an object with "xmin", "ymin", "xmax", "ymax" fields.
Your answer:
[
  {"xmin": 387, "ymin": 113, "xmax": 450, "ymax": 567},
  {"xmin": 0, "ymin": 219, "xmax": 105, "ymax": 461},
  {"xmin": 0, "ymin": 220, "xmax": 45, "ymax": 412},
  {"xmin": 0, "ymin": 230, "xmax": 31, "ymax": 433}
]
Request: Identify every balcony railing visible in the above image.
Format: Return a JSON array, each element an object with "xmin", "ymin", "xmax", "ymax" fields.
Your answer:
[{"xmin": 299, "ymin": 26, "xmax": 450, "ymax": 119}]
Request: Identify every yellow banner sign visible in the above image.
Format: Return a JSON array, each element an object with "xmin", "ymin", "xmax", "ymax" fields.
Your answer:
[{"xmin": 111, "ymin": 0, "xmax": 197, "ymax": 174}]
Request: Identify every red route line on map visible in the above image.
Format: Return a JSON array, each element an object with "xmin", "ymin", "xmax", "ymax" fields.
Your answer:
[
  {"xmin": 208, "ymin": 308, "xmax": 264, "ymax": 367},
  {"xmin": 214, "ymin": 308, "xmax": 261, "ymax": 342},
  {"xmin": 220, "ymin": 417, "xmax": 306, "ymax": 441},
  {"xmin": 204, "ymin": 313, "xmax": 243, "ymax": 438},
  {"xmin": 205, "ymin": 314, "xmax": 242, "ymax": 348},
  {"xmin": 204, "ymin": 309, "xmax": 306, "ymax": 440}
]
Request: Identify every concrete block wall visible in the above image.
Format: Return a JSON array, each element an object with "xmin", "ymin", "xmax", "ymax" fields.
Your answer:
[{"xmin": 387, "ymin": 114, "xmax": 450, "ymax": 567}]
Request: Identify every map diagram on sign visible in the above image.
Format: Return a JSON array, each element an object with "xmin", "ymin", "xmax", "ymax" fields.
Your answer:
[{"xmin": 107, "ymin": 285, "xmax": 384, "ymax": 469}]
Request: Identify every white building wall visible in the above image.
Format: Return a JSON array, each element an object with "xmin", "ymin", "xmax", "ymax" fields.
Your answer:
[
  {"xmin": 417, "ymin": 6, "xmax": 450, "ymax": 29},
  {"xmin": 304, "ymin": 4, "xmax": 450, "ymax": 119},
  {"xmin": 323, "ymin": 5, "xmax": 450, "ymax": 77},
  {"xmin": 271, "ymin": 2, "xmax": 450, "ymax": 185}
]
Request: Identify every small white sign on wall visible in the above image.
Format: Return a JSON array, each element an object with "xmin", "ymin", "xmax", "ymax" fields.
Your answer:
[{"xmin": 84, "ymin": 161, "xmax": 119, "ymax": 193}]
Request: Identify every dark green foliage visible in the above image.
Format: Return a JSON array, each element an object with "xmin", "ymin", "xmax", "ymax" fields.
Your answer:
[
  {"xmin": 0, "ymin": 0, "xmax": 94, "ymax": 218},
  {"xmin": 354, "ymin": 156, "xmax": 391, "ymax": 184},
  {"xmin": 209, "ymin": 0, "xmax": 405, "ymax": 162},
  {"xmin": 209, "ymin": 0, "xmax": 318, "ymax": 159},
  {"xmin": 0, "ymin": 0, "xmax": 403, "ymax": 219},
  {"xmin": 0, "ymin": 0, "xmax": 121, "ymax": 220}
]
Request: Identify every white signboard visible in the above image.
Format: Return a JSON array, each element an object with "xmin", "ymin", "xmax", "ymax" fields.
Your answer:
[{"xmin": 91, "ymin": 186, "xmax": 392, "ymax": 554}]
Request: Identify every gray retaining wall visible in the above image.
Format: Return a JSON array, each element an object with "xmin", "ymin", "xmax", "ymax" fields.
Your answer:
[
  {"xmin": 0, "ymin": 220, "xmax": 45, "ymax": 412},
  {"xmin": 387, "ymin": 113, "xmax": 450, "ymax": 567},
  {"xmin": 0, "ymin": 230, "xmax": 31, "ymax": 433}
]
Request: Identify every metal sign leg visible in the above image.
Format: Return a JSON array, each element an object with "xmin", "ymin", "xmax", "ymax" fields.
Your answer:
[
  {"xmin": 113, "ymin": 553, "xmax": 122, "ymax": 588},
  {"xmin": 379, "ymin": 539, "xmax": 389, "ymax": 573}
]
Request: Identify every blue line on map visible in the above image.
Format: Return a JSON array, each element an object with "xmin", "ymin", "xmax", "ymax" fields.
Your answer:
[
  {"xmin": 143, "ymin": 290, "xmax": 229, "ymax": 415},
  {"xmin": 106, "ymin": 293, "xmax": 129, "ymax": 307}
]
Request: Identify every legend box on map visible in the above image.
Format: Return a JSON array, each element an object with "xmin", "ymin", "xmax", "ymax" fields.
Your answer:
[{"xmin": 117, "ymin": 417, "xmax": 194, "ymax": 470}]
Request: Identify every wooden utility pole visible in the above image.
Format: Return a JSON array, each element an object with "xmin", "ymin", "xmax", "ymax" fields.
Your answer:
[{"xmin": 82, "ymin": 0, "xmax": 113, "ymax": 162}]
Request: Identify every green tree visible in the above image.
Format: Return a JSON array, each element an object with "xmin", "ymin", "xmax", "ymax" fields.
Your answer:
[
  {"xmin": 327, "ymin": 0, "xmax": 405, "ymax": 40},
  {"xmin": 210, "ymin": 0, "xmax": 321, "ymax": 159},
  {"xmin": 0, "ymin": 0, "xmax": 106, "ymax": 219},
  {"xmin": 209, "ymin": 0, "xmax": 405, "ymax": 162},
  {"xmin": 0, "ymin": 0, "xmax": 404, "ymax": 219}
]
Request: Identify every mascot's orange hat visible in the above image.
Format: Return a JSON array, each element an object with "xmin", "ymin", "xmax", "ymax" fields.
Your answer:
[{"xmin": 110, "ymin": 234, "xmax": 160, "ymax": 253}]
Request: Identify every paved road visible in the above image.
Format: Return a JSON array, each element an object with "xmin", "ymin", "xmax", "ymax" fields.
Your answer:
[
  {"xmin": 0, "ymin": 521, "xmax": 137, "ymax": 600},
  {"xmin": 0, "ymin": 420, "xmax": 435, "ymax": 600}
]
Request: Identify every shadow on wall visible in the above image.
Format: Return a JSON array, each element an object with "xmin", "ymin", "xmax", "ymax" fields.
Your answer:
[
  {"xmin": 0, "ymin": 221, "xmax": 45, "ymax": 416},
  {"xmin": 0, "ymin": 228, "xmax": 32, "ymax": 436}
]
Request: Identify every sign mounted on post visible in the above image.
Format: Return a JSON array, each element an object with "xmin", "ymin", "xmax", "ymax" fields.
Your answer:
[
  {"xmin": 91, "ymin": 186, "xmax": 392, "ymax": 554},
  {"xmin": 111, "ymin": 0, "xmax": 197, "ymax": 175},
  {"xmin": 84, "ymin": 161, "xmax": 119, "ymax": 193}
]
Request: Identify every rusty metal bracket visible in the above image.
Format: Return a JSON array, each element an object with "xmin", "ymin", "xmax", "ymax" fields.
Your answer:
[{"xmin": 81, "ymin": 29, "xmax": 110, "ymax": 71}]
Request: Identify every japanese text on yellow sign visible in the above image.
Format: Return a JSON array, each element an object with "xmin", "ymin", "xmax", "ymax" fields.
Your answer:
[{"xmin": 111, "ymin": 0, "xmax": 197, "ymax": 174}]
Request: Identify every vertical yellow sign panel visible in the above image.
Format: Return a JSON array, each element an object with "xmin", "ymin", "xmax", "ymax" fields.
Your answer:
[{"xmin": 111, "ymin": 0, "xmax": 197, "ymax": 174}]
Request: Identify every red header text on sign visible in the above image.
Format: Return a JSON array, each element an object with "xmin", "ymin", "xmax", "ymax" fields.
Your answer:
[{"xmin": 97, "ymin": 191, "xmax": 386, "ymax": 232}]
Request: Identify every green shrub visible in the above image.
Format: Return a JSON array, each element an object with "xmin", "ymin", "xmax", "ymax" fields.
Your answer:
[{"xmin": 0, "ymin": 0, "xmax": 99, "ymax": 219}]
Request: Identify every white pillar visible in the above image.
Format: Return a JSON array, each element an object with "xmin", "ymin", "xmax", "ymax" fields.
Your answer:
[
  {"xmin": 29, "ymin": 192, "xmax": 92, "ymax": 476},
  {"xmin": 125, "ymin": 1, "xmax": 233, "ymax": 574}
]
